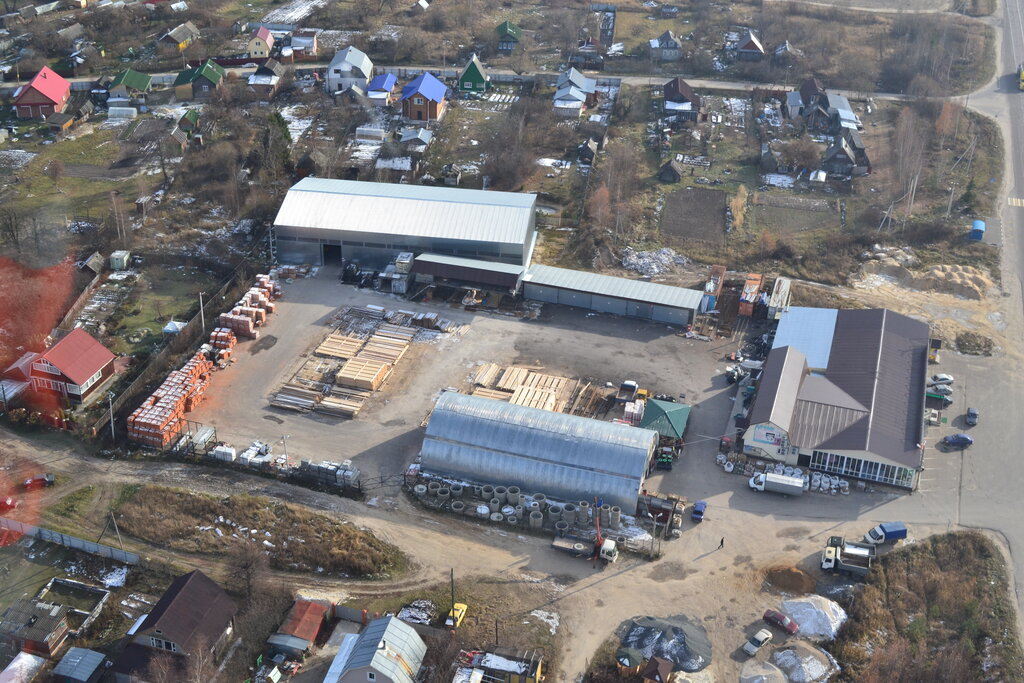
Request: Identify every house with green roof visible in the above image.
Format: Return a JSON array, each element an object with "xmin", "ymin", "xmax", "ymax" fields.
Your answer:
[
  {"xmin": 458, "ymin": 54, "xmax": 490, "ymax": 93},
  {"xmin": 496, "ymin": 21, "xmax": 522, "ymax": 53},
  {"xmin": 178, "ymin": 108, "xmax": 200, "ymax": 134},
  {"xmin": 639, "ymin": 399, "xmax": 691, "ymax": 440},
  {"xmin": 108, "ymin": 69, "xmax": 152, "ymax": 100},
  {"xmin": 173, "ymin": 59, "xmax": 226, "ymax": 101}
]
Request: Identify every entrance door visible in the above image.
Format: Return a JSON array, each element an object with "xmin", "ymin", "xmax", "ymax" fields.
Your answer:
[
  {"xmin": 416, "ymin": 110, "xmax": 423, "ymax": 120},
  {"xmin": 322, "ymin": 244, "xmax": 342, "ymax": 263}
]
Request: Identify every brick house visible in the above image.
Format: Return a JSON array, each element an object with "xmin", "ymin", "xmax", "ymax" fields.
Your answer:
[
  {"xmin": 0, "ymin": 600, "xmax": 71, "ymax": 658},
  {"xmin": 13, "ymin": 66, "xmax": 70, "ymax": 119},
  {"xmin": 30, "ymin": 328, "xmax": 115, "ymax": 404}
]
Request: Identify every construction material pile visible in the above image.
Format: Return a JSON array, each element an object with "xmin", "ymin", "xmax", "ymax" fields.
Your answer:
[
  {"xmin": 207, "ymin": 327, "xmax": 237, "ymax": 363},
  {"xmin": 471, "ymin": 363, "xmax": 605, "ymax": 416},
  {"xmin": 218, "ymin": 273, "xmax": 280, "ymax": 338},
  {"xmin": 127, "ymin": 352, "xmax": 214, "ymax": 447},
  {"xmin": 781, "ymin": 596, "xmax": 847, "ymax": 640}
]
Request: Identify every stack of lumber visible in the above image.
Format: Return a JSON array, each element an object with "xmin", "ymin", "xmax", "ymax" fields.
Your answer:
[
  {"xmin": 375, "ymin": 323, "xmax": 417, "ymax": 342},
  {"xmin": 270, "ymin": 383, "xmax": 322, "ymax": 412},
  {"xmin": 347, "ymin": 305, "xmax": 386, "ymax": 320},
  {"xmin": 355, "ymin": 332, "xmax": 409, "ymax": 365},
  {"xmin": 337, "ymin": 358, "xmax": 391, "ymax": 391},
  {"xmin": 473, "ymin": 363, "xmax": 502, "ymax": 387},
  {"xmin": 316, "ymin": 386, "xmax": 371, "ymax": 418},
  {"xmin": 522, "ymin": 372, "xmax": 569, "ymax": 394},
  {"xmin": 315, "ymin": 333, "xmax": 364, "ymax": 360},
  {"xmin": 509, "ymin": 386, "xmax": 559, "ymax": 412},
  {"xmin": 412, "ymin": 312, "xmax": 440, "ymax": 329},
  {"xmin": 496, "ymin": 366, "xmax": 531, "ymax": 391},
  {"xmin": 127, "ymin": 352, "xmax": 213, "ymax": 447},
  {"xmin": 471, "ymin": 387, "xmax": 512, "ymax": 401}
]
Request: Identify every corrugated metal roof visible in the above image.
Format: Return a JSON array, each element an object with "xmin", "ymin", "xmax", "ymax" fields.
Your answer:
[
  {"xmin": 772, "ymin": 306, "xmax": 838, "ymax": 369},
  {"xmin": 639, "ymin": 399, "xmax": 690, "ymax": 439},
  {"xmin": 748, "ymin": 346, "xmax": 807, "ymax": 431},
  {"xmin": 274, "ymin": 178, "xmax": 536, "ymax": 246},
  {"xmin": 53, "ymin": 647, "xmax": 104, "ymax": 678},
  {"xmin": 323, "ymin": 634, "xmax": 359, "ymax": 683},
  {"xmin": 421, "ymin": 392, "xmax": 657, "ymax": 509},
  {"xmin": 414, "ymin": 253, "xmax": 525, "ymax": 275},
  {"xmin": 524, "ymin": 265, "xmax": 703, "ymax": 311},
  {"xmin": 342, "ymin": 617, "xmax": 426, "ymax": 683}
]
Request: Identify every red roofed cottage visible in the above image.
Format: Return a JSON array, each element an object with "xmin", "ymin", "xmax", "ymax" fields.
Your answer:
[
  {"xmin": 14, "ymin": 66, "xmax": 71, "ymax": 119},
  {"xmin": 30, "ymin": 328, "xmax": 115, "ymax": 403}
]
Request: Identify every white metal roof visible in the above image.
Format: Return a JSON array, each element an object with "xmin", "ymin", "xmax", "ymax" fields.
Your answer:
[
  {"xmin": 772, "ymin": 306, "xmax": 838, "ymax": 370},
  {"xmin": 524, "ymin": 264, "xmax": 703, "ymax": 311},
  {"xmin": 414, "ymin": 253, "xmax": 525, "ymax": 275},
  {"xmin": 274, "ymin": 178, "xmax": 537, "ymax": 245}
]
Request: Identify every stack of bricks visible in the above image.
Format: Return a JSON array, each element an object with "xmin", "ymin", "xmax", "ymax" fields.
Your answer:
[
  {"xmin": 217, "ymin": 311, "xmax": 257, "ymax": 338},
  {"xmin": 209, "ymin": 328, "xmax": 237, "ymax": 362},
  {"xmin": 127, "ymin": 352, "xmax": 214, "ymax": 447},
  {"xmin": 255, "ymin": 273, "xmax": 281, "ymax": 300}
]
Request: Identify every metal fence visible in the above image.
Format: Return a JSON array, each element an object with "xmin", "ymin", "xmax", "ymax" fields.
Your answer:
[
  {"xmin": 0, "ymin": 516, "xmax": 140, "ymax": 564},
  {"xmin": 54, "ymin": 271, "xmax": 103, "ymax": 334}
]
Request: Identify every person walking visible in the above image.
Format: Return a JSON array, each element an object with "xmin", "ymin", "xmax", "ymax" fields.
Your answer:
[{"xmin": 719, "ymin": 537, "xmax": 725, "ymax": 550}]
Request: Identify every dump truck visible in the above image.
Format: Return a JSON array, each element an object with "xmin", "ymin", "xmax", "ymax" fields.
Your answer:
[
  {"xmin": 821, "ymin": 537, "xmax": 875, "ymax": 578},
  {"xmin": 748, "ymin": 472, "xmax": 804, "ymax": 496},
  {"xmin": 863, "ymin": 522, "xmax": 908, "ymax": 545},
  {"xmin": 616, "ymin": 380, "xmax": 639, "ymax": 403},
  {"xmin": 551, "ymin": 536, "xmax": 619, "ymax": 563}
]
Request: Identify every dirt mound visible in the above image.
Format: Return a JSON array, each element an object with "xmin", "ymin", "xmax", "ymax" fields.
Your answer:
[
  {"xmin": 764, "ymin": 566, "xmax": 816, "ymax": 593},
  {"xmin": 854, "ymin": 262, "xmax": 992, "ymax": 300},
  {"xmin": 956, "ymin": 331, "xmax": 994, "ymax": 356}
]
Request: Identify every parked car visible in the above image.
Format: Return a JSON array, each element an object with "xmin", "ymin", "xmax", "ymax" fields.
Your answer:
[
  {"xmin": 929, "ymin": 373, "xmax": 955, "ymax": 385},
  {"xmin": 763, "ymin": 609, "xmax": 800, "ymax": 634},
  {"xmin": 742, "ymin": 628, "xmax": 774, "ymax": 656},
  {"xmin": 0, "ymin": 496, "xmax": 18, "ymax": 513},
  {"xmin": 942, "ymin": 433, "xmax": 974, "ymax": 449},
  {"xmin": 445, "ymin": 603, "xmax": 467, "ymax": 628},
  {"xmin": 928, "ymin": 384, "xmax": 953, "ymax": 396},
  {"xmin": 691, "ymin": 500, "xmax": 707, "ymax": 523},
  {"xmin": 965, "ymin": 407, "xmax": 979, "ymax": 426},
  {"xmin": 22, "ymin": 473, "xmax": 54, "ymax": 490}
]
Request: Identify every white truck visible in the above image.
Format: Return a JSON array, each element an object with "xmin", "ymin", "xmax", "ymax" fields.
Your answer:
[{"xmin": 748, "ymin": 472, "xmax": 804, "ymax": 496}]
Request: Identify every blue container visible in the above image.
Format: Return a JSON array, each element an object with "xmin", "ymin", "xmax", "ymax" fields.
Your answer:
[{"xmin": 969, "ymin": 219, "xmax": 986, "ymax": 241}]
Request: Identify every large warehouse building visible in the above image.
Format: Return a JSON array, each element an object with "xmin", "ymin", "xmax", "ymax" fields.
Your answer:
[
  {"xmin": 273, "ymin": 178, "xmax": 538, "ymax": 267},
  {"xmin": 419, "ymin": 392, "xmax": 658, "ymax": 510},
  {"xmin": 742, "ymin": 308, "xmax": 928, "ymax": 489}
]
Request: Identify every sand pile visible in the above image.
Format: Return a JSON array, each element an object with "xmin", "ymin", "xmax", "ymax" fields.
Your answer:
[{"xmin": 854, "ymin": 262, "xmax": 992, "ymax": 300}]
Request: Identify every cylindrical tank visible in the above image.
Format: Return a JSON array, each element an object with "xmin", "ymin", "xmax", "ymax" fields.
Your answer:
[
  {"xmin": 490, "ymin": 513, "xmax": 504, "ymax": 523},
  {"xmin": 450, "ymin": 485, "xmax": 463, "ymax": 498},
  {"xmin": 529, "ymin": 510, "xmax": 544, "ymax": 528},
  {"xmin": 437, "ymin": 488, "xmax": 450, "ymax": 503},
  {"xmin": 507, "ymin": 516, "xmax": 517, "ymax": 525},
  {"xmin": 482, "ymin": 485, "xmax": 495, "ymax": 500},
  {"xmin": 477, "ymin": 504, "xmax": 490, "ymax": 518},
  {"xmin": 600, "ymin": 504, "xmax": 611, "ymax": 526},
  {"xmin": 554, "ymin": 520, "xmax": 569, "ymax": 536},
  {"xmin": 527, "ymin": 500, "xmax": 540, "ymax": 511},
  {"xmin": 427, "ymin": 481, "xmax": 441, "ymax": 495},
  {"xmin": 413, "ymin": 484, "xmax": 428, "ymax": 497},
  {"xmin": 577, "ymin": 500, "xmax": 590, "ymax": 525},
  {"xmin": 562, "ymin": 503, "xmax": 577, "ymax": 524},
  {"xmin": 501, "ymin": 505, "xmax": 515, "ymax": 517},
  {"xmin": 547, "ymin": 505, "xmax": 562, "ymax": 522},
  {"xmin": 507, "ymin": 486, "xmax": 521, "ymax": 505},
  {"xmin": 489, "ymin": 498, "xmax": 501, "ymax": 513},
  {"xmin": 494, "ymin": 486, "xmax": 508, "ymax": 504},
  {"xmin": 450, "ymin": 501, "xmax": 465, "ymax": 514},
  {"xmin": 514, "ymin": 505, "xmax": 525, "ymax": 519},
  {"xmin": 532, "ymin": 493, "xmax": 547, "ymax": 510},
  {"xmin": 610, "ymin": 506, "xmax": 622, "ymax": 529}
]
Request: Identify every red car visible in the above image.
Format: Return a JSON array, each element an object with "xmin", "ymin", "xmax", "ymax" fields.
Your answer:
[
  {"xmin": 0, "ymin": 497, "xmax": 18, "ymax": 513},
  {"xmin": 763, "ymin": 609, "xmax": 800, "ymax": 635}
]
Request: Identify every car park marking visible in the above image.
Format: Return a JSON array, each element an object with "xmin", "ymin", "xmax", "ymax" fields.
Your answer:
[{"xmin": 1009, "ymin": 197, "xmax": 1024, "ymax": 206}]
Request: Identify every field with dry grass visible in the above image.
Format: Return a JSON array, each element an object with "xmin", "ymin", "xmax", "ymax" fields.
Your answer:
[
  {"xmin": 115, "ymin": 485, "xmax": 405, "ymax": 578},
  {"xmin": 829, "ymin": 532, "xmax": 1024, "ymax": 681}
]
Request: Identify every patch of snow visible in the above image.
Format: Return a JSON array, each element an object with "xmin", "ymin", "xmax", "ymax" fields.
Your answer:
[
  {"xmin": 536, "ymin": 158, "xmax": 571, "ymax": 169},
  {"xmin": 621, "ymin": 247, "xmax": 689, "ymax": 277},
  {"xmin": 278, "ymin": 105, "xmax": 314, "ymax": 145},
  {"xmin": 781, "ymin": 596, "xmax": 847, "ymax": 640},
  {"xmin": 0, "ymin": 149, "xmax": 37, "ymax": 168},
  {"xmin": 529, "ymin": 609, "xmax": 559, "ymax": 635},
  {"xmin": 100, "ymin": 565, "xmax": 129, "ymax": 587},
  {"xmin": 479, "ymin": 653, "xmax": 527, "ymax": 673},
  {"xmin": 261, "ymin": 0, "xmax": 330, "ymax": 24},
  {"xmin": 771, "ymin": 646, "xmax": 839, "ymax": 682}
]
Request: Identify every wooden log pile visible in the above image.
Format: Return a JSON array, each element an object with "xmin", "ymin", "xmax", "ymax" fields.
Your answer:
[{"xmin": 270, "ymin": 383, "xmax": 323, "ymax": 412}]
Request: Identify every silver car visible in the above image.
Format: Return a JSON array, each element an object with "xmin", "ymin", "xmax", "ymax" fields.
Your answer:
[{"xmin": 743, "ymin": 628, "xmax": 774, "ymax": 656}]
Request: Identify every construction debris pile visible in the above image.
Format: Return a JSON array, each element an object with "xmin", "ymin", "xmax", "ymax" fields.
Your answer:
[
  {"xmin": 127, "ymin": 352, "xmax": 214, "ymax": 448},
  {"xmin": 471, "ymin": 363, "xmax": 607, "ymax": 416},
  {"xmin": 271, "ymin": 305, "xmax": 469, "ymax": 418}
]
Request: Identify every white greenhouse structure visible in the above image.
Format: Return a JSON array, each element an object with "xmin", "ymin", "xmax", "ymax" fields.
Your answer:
[{"xmin": 419, "ymin": 392, "xmax": 658, "ymax": 510}]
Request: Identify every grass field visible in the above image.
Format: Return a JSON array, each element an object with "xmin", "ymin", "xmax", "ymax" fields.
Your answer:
[{"xmin": 49, "ymin": 486, "xmax": 97, "ymax": 519}]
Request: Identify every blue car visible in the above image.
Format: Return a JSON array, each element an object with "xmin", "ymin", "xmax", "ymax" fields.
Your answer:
[
  {"xmin": 942, "ymin": 433, "xmax": 974, "ymax": 449},
  {"xmin": 691, "ymin": 500, "xmax": 707, "ymax": 523}
]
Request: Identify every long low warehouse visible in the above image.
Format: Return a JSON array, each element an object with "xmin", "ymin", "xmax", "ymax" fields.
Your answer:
[
  {"xmin": 420, "ymin": 391, "xmax": 658, "ymax": 510},
  {"xmin": 522, "ymin": 264, "xmax": 703, "ymax": 326}
]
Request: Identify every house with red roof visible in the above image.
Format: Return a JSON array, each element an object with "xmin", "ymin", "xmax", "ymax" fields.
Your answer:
[
  {"xmin": 248, "ymin": 25, "xmax": 274, "ymax": 59},
  {"xmin": 13, "ymin": 66, "xmax": 70, "ymax": 119},
  {"xmin": 30, "ymin": 328, "xmax": 115, "ymax": 403}
]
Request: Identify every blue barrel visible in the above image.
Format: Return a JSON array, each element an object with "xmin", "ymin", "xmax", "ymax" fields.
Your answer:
[{"xmin": 969, "ymin": 220, "xmax": 986, "ymax": 241}]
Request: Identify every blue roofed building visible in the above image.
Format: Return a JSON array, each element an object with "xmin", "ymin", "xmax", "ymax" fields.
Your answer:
[
  {"xmin": 322, "ymin": 616, "xmax": 426, "ymax": 683},
  {"xmin": 367, "ymin": 73, "xmax": 398, "ymax": 107},
  {"xmin": 401, "ymin": 72, "xmax": 447, "ymax": 122}
]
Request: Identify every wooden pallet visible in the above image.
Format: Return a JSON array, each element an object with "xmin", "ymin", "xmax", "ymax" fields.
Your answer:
[
  {"xmin": 509, "ymin": 386, "xmax": 559, "ymax": 412},
  {"xmin": 315, "ymin": 333, "xmax": 365, "ymax": 359},
  {"xmin": 472, "ymin": 387, "xmax": 513, "ymax": 401},
  {"xmin": 522, "ymin": 372, "xmax": 569, "ymax": 394},
  {"xmin": 337, "ymin": 358, "xmax": 392, "ymax": 391},
  {"xmin": 496, "ymin": 366, "xmax": 531, "ymax": 391},
  {"xmin": 473, "ymin": 363, "xmax": 502, "ymax": 387}
]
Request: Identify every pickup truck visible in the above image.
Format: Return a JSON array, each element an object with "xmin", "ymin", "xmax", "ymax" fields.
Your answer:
[
  {"xmin": 864, "ymin": 522, "xmax": 907, "ymax": 545},
  {"xmin": 551, "ymin": 536, "xmax": 619, "ymax": 563},
  {"xmin": 748, "ymin": 472, "xmax": 804, "ymax": 496},
  {"xmin": 615, "ymin": 381, "xmax": 639, "ymax": 403}
]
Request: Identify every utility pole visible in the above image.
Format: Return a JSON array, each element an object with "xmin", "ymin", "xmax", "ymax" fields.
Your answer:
[
  {"xmin": 450, "ymin": 568, "xmax": 456, "ymax": 630},
  {"xmin": 199, "ymin": 291, "xmax": 205, "ymax": 333},
  {"xmin": 107, "ymin": 391, "xmax": 116, "ymax": 443}
]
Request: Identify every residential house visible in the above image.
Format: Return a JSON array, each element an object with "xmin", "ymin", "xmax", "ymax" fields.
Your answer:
[
  {"xmin": 108, "ymin": 69, "xmax": 152, "ymax": 101},
  {"xmin": 400, "ymin": 72, "xmax": 447, "ymax": 122},
  {"xmin": 160, "ymin": 21, "xmax": 200, "ymax": 51},
  {"xmin": 0, "ymin": 600, "xmax": 70, "ymax": 658},
  {"xmin": 13, "ymin": 66, "xmax": 70, "ymax": 119},
  {"xmin": 649, "ymin": 30, "xmax": 682, "ymax": 61},
  {"xmin": 576, "ymin": 138, "xmax": 597, "ymax": 165},
  {"xmin": 247, "ymin": 25, "xmax": 273, "ymax": 59},
  {"xmin": 783, "ymin": 90, "xmax": 804, "ymax": 119},
  {"xmin": 658, "ymin": 159, "xmax": 685, "ymax": 183},
  {"xmin": 56, "ymin": 22, "xmax": 84, "ymax": 43},
  {"xmin": 178, "ymin": 108, "xmax": 200, "ymax": 134},
  {"xmin": 367, "ymin": 73, "xmax": 398, "ymax": 106},
  {"xmin": 322, "ymin": 616, "xmax": 426, "ymax": 683},
  {"xmin": 459, "ymin": 53, "xmax": 489, "ymax": 93},
  {"xmin": 266, "ymin": 600, "xmax": 328, "ymax": 659},
  {"xmin": 805, "ymin": 92, "xmax": 860, "ymax": 134},
  {"xmin": 173, "ymin": 59, "xmax": 226, "ymax": 100},
  {"xmin": 291, "ymin": 29, "xmax": 319, "ymax": 57},
  {"xmin": 53, "ymin": 647, "xmax": 106, "ymax": 683},
  {"xmin": 822, "ymin": 131, "xmax": 869, "ymax": 176},
  {"xmin": 799, "ymin": 77, "xmax": 826, "ymax": 109},
  {"xmin": 110, "ymin": 570, "xmax": 237, "ymax": 683},
  {"xmin": 30, "ymin": 328, "xmax": 115, "ymax": 404},
  {"xmin": 841, "ymin": 128, "xmax": 870, "ymax": 168},
  {"xmin": 642, "ymin": 656, "xmax": 674, "ymax": 683},
  {"xmin": 326, "ymin": 46, "xmax": 372, "ymax": 94},
  {"xmin": 736, "ymin": 30, "xmax": 765, "ymax": 61},
  {"xmin": 496, "ymin": 20, "xmax": 521, "ymax": 53},
  {"xmin": 773, "ymin": 40, "xmax": 802, "ymax": 60},
  {"xmin": 248, "ymin": 58, "xmax": 285, "ymax": 100},
  {"xmin": 553, "ymin": 67, "xmax": 597, "ymax": 118},
  {"xmin": 663, "ymin": 77, "xmax": 702, "ymax": 121}
]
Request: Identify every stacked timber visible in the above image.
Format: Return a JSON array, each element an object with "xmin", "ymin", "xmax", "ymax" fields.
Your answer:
[
  {"xmin": 337, "ymin": 358, "xmax": 391, "ymax": 391},
  {"xmin": 496, "ymin": 366, "xmax": 531, "ymax": 391},
  {"xmin": 509, "ymin": 386, "xmax": 559, "ymax": 412},
  {"xmin": 472, "ymin": 387, "xmax": 512, "ymax": 401},
  {"xmin": 347, "ymin": 305, "xmax": 386, "ymax": 320},
  {"xmin": 355, "ymin": 332, "xmax": 408, "ymax": 365},
  {"xmin": 473, "ymin": 363, "xmax": 502, "ymax": 387},
  {"xmin": 270, "ymin": 383, "xmax": 322, "ymax": 412},
  {"xmin": 315, "ymin": 333, "xmax": 364, "ymax": 360}
]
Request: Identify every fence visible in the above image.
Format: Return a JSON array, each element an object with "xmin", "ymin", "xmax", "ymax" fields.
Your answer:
[
  {"xmin": 54, "ymin": 270, "xmax": 103, "ymax": 333},
  {"xmin": 0, "ymin": 516, "xmax": 140, "ymax": 564}
]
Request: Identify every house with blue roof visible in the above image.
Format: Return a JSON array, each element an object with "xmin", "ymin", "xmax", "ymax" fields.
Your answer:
[
  {"xmin": 400, "ymin": 72, "xmax": 447, "ymax": 122},
  {"xmin": 367, "ymin": 73, "xmax": 398, "ymax": 107},
  {"xmin": 322, "ymin": 616, "xmax": 426, "ymax": 683}
]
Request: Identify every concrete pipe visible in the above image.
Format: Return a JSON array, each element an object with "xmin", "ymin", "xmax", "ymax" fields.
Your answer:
[
  {"xmin": 413, "ymin": 484, "xmax": 428, "ymax": 497},
  {"xmin": 494, "ymin": 486, "xmax": 508, "ymax": 504},
  {"xmin": 489, "ymin": 498, "xmax": 501, "ymax": 513},
  {"xmin": 532, "ymin": 493, "xmax": 547, "ymax": 510},
  {"xmin": 616, "ymin": 535, "xmax": 627, "ymax": 544},
  {"xmin": 427, "ymin": 481, "xmax": 441, "ymax": 495},
  {"xmin": 490, "ymin": 513, "xmax": 504, "ymax": 523},
  {"xmin": 506, "ymin": 516, "xmax": 517, "ymax": 525},
  {"xmin": 450, "ymin": 485, "xmax": 463, "ymax": 498},
  {"xmin": 547, "ymin": 505, "xmax": 563, "ymax": 522},
  {"xmin": 482, "ymin": 485, "xmax": 495, "ymax": 500},
  {"xmin": 527, "ymin": 500, "xmax": 540, "ymax": 511},
  {"xmin": 501, "ymin": 506, "xmax": 515, "ymax": 517},
  {"xmin": 437, "ymin": 488, "xmax": 451, "ymax": 503},
  {"xmin": 609, "ymin": 506, "xmax": 622, "ymax": 529},
  {"xmin": 562, "ymin": 503, "xmax": 577, "ymax": 524},
  {"xmin": 554, "ymin": 520, "xmax": 569, "ymax": 536},
  {"xmin": 477, "ymin": 504, "xmax": 491, "ymax": 518},
  {"xmin": 450, "ymin": 501, "xmax": 465, "ymax": 514},
  {"xmin": 529, "ymin": 510, "xmax": 544, "ymax": 529},
  {"xmin": 514, "ymin": 505, "xmax": 525, "ymax": 519},
  {"xmin": 577, "ymin": 500, "xmax": 590, "ymax": 525},
  {"xmin": 507, "ymin": 486, "xmax": 521, "ymax": 505},
  {"xmin": 600, "ymin": 504, "xmax": 611, "ymax": 526}
]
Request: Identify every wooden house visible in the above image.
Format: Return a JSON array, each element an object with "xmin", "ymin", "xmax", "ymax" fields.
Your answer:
[
  {"xmin": 247, "ymin": 25, "xmax": 274, "ymax": 59},
  {"xmin": 400, "ymin": 72, "xmax": 446, "ymax": 122},
  {"xmin": 161, "ymin": 21, "xmax": 200, "ymax": 50},
  {"xmin": 0, "ymin": 600, "xmax": 71, "ymax": 658},
  {"xmin": 496, "ymin": 20, "xmax": 521, "ymax": 53},
  {"xmin": 459, "ymin": 53, "xmax": 489, "ymax": 93},
  {"xmin": 173, "ymin": 59, "xmax": 226, "ymax": 100},
  {"xmin": 248, "ymin": 58, "xmax": 285, "ymax": 100},
  {"xmin": 178, "ymin": 108, "xmax": 200, "ymax": 134},
  {"xmin": 736, "ymin": 30, "xmax": 765, "ymax": 61},
  {"xmin": 108, "ymin": 69, "xmax": 152, "ymax": 101},
  {"xmin": 658, "ymin": 159, "xmax": 684, "ymax": 183},
  {"xmin": 13, "ymin": 66, "xmax": 70, "ymax": 119},
  {"xmin": 30, "ymin": 329, "xmax": 115, "ymax": 403},
  {"xmin": 663, "ymin": 77, "xmax": 702, "ymax": 121},
  {"xmin": 649, "ymin": 30, "xmax": 682, "ymax": 61}
]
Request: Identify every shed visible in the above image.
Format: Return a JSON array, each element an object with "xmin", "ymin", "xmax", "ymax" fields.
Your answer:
[
  {"xmin": 53, "ymin": 647, "xmax": 105, "ymax": 683},
  {"xmin": 657, "ymin": 160, "xmax": 684, "ymax": 183},
  {"xmin": 266, "ymin": 600, "xmax": 327, "ymax": 658},
  {"xmin": 0, "ymin": 652, "xmax": 46, "ymax": 682},
  {"xmin": 325, "ymin": 616, "xmax": 426, "ymax": 683},
  {"xmin": 47, "ymin": 112, "xmax": 75, "ymax": 134},
  {"xmin": 80, "ymin": 251, "xmax": 104, "ymax": 274},
  {"xmin": 110, "ymin": 250, "xmax": 131, "ymax": 270},
  {"xmin": 522, "ymin": 264, "xmax": 701, "ymax": 326},
  {"xmin": 420, "ymin": 392, "xmax": 658, "ymax": 510},
  {"xmin": 411, "ymin": 253, "xmax": 524, "ymax": 291},
  {"xmin": 642, "ymin": 656, "xmax": 673, "ymax": 683},
  {"xmin": 969, "ymin": 219, "xmax": 985, "ymax": 241},
  {"xmin": 639, "ymin": 399, "xmax": 690, "ymax": 440},
  {"xmin": 615, "ymin": 647, "xmax": 644, "ymax": 675}
]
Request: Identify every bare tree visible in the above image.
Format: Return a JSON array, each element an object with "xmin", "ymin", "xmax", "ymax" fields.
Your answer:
[
  {"xmin": 227, "ymin": 541, "xmax": 270, "ymax": 597},
  {"xmin": 892, "ymin": 107, "xmax": 928, "ymax": 218},
  {"xmin": 0, "ymin": 207, "xmax": 23, "ymax": 251},
  {"xmin": 47, "ymin": 159, "xmax": 64, "ymax": 191}
]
